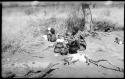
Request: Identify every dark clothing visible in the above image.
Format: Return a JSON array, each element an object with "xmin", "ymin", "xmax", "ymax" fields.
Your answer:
[
  {"xmin": 78, "ymin": 35, "xmax": 87, "ymax": 51},
  {"xmin": 47, "ymin": 33, "xmax": 56, "ymax": 42},
  {"xmin": 50, "ymin": 28, "xmax": 55, "ymax": 34},
  {"xmin": 47, "ymin": 28, "xmax": 56, "ymax": 42},
  {"xmin": 67, "ymin": 40, "xmax": 80, "ymax": 54},
  {"xmin": 54, "ymin": 42, "xmax": 68, "ymax": 55}
]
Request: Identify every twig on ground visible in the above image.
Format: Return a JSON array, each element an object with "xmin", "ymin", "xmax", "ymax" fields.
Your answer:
[
  {"xmin": 62, "ymin": 57, "xmax": 79, "ymax": 65},
  {"xmin": 84, "ymin": 56, "xmax": 124, "ymax": 73},
  {"xmin": 26, "ymin": 63, "xmax": 58, "ymax": 78}
]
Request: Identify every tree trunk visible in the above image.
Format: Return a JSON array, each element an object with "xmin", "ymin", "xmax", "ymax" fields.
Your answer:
[{"xmin": 81, "ymin": 3, "xmax": 93, "ymax": 33}]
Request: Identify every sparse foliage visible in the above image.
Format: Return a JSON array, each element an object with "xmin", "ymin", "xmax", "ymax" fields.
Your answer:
[
  {"xmin": 66, "ymin": 13, "xmax": 85, "ymax": 35},
  {"xmin": 92, "ymin": 20, "xmax": 115, "ymax": 32}
]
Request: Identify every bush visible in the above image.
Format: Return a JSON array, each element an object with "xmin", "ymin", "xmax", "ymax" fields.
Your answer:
[
  {"xmin": 66, "ymin": 14, "xmax": 85, "ymax": 35},
  {"xmin": 92, "ymin": 20, "xmax": 115, "ymax": 32},
  {"xmin": 2, "ymin": 39, "xmax": 22, "ymax": 56}
]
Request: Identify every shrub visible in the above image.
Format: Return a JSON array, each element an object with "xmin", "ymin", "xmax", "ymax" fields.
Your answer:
[
  {"xmin": 92, "ymin": 20, "xmax": 115, "ymax": 32},
  {"xmin": 2, "ymin": 38, "xmax": 22, "ymax": 56},
  {"xmin": 66, "ymin": 13, "xmax": 85, "ymax": 35}
]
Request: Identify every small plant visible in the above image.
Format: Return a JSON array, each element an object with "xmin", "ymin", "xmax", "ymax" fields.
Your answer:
[
  {"xmin": 2, "ymin": 38, "xmax": 22, "ymax": 56},
  {"xmin": 92, "ymin": 20, "xmax": 115, "ymax": 32},
  {"xmin": 66, "ymin": 13, "xmax": 85, "ymax": 35},
  {"xmin": 2, "ymin": 44, "xmax": 12, "ymax": 53}
]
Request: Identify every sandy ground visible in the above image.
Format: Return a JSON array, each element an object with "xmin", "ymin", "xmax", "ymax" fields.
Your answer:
[
  {"xmin": 2, "ymin": 2, "xmax": 124, "ymax": 78},
  {"xmin": 2, "ymin": 31, "xmax": 124, "ymax": 78}
]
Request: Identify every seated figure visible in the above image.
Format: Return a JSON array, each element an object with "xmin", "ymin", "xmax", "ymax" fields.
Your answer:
[{"xmin": 47, "ymin": 27, "xmax": 57, "ymax": 42}]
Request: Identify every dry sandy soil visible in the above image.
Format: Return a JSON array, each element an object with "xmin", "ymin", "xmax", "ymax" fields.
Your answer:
[{"xmin": 2, "ymin": 2, "xmax": 124, "ymax": 78}]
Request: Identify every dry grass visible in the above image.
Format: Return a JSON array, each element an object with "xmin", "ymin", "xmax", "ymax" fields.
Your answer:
[
  {"xmin": 91, "ymin": 7, "xmax": 124, "ymax": 26},
  {"xmin": 66, "ymin": 13, "xmax": 85, "ymax": 34},
  {"xmin": 2, "ymin": 3, "xmax": 124, "ymax": 56},
  {"xmin": 2, "ymin": 2, "xmax": 124, "ymax": 78}
]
